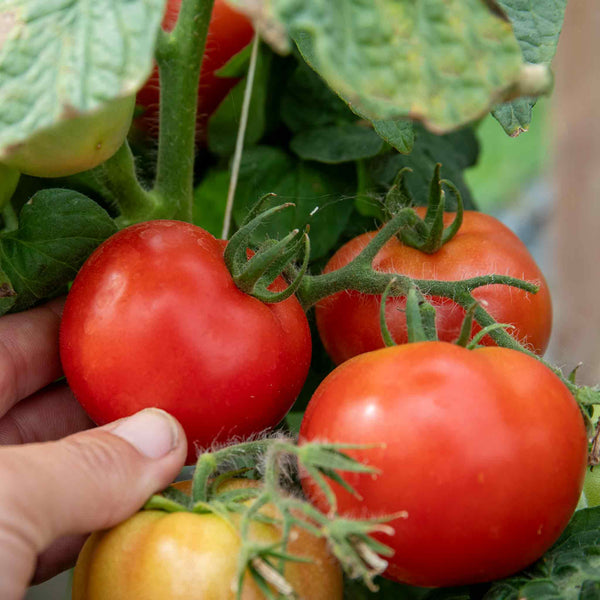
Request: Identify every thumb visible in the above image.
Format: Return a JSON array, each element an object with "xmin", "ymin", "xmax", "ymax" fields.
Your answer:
[{"xmin": 0, "ymin": 408, "xmax": 187, "ymax": 599}]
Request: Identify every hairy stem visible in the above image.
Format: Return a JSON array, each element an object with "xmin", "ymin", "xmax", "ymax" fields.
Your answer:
[{"xmin": 154, "ymin": 0, "xmax": 216, "ymax": 221}]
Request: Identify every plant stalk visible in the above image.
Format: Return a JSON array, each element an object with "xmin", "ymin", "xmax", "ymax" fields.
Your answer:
[{"xmin": 154, "ymin": 0, "xmax": 216, "ymax": 222}]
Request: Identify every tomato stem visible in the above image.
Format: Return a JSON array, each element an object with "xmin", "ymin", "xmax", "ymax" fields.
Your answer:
[
  {"xmin": 98, "ymin": 142, "xmax": 158, "ymax": 227},
  {"xmin": 154, "ymin": 0, "xmax": 216, "ymax": 222}
]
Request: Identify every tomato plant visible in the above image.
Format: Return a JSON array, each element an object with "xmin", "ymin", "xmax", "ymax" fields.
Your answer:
[
  {"xmin": 300, "ymin": 341, "xmax": 588, "ymax": 587},
  {"xmin": 316, "ymin": 209, "xmax": 553, "ymax": 365},
  {"xmin": 72, "ymin": 479, "xmax": 343, "ymax": 599},
  {"xmin": 135, "ymin": 0, "xmax": 254, "ymax": 137},
  {"xmin": 59, "ymin": 220, "xmax": 311, "ymax": 464},
  {"xmin": 0, "ymin": 95, "xmax": 135, "ymax": 178}
]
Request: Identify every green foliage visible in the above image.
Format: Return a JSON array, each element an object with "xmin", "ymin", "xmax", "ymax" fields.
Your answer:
[
  {"xmin": 0, "ymin": 0, "xmax": 164, "ymax": 155},
  {"xmin": 208, "ymin": 44, "xmax": 273, "ymax": 156},
  {"xmin": 367, "ymin": 126, "xmax": 479, "ymax": 212},
  {"xmin": 0, "ymin": 189, "xmax": 117, "ymax": 314},
  {"xmin": 492, "ymin": 0, "xmax": 568, "ymax": 135},
  {"xmin": 290, "ymin": 124, "xmax": 384, "ymax": 164},
  {"xmin": 230, "ymin": 0, "xmax": 534, "ymax": 132},
  {"xmin": 233, "ymin": 146, "xmax": 356, "ymax": 259}
]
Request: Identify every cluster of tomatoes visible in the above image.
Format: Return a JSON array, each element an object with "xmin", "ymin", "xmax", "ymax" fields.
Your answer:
[
  {"xmin": 61, "ymin": 206, "xmax": 588, "ymax": 594},
  {"xmin": 46, "ymin": 1, "xmax": 588, "ymax": 596}
]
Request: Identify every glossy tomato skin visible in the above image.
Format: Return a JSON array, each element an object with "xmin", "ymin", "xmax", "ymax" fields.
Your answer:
[
  {"xmin": 316, "ymin": 210, "xmax": 553, "ymax": 364},
  {"xmin": 300, "ymin": 342, "xmax": 588, "ymax": 587},
  {"xmin": 136, "ymin": 0, "xmax": 254, "ymax": 137},
  {"xmin": 72, "ymin": 480, "xmax": 343, "ymax": 600},
  {"xmin": 60, "ymin": 221, "xmax": 311, "ymax": 464}
]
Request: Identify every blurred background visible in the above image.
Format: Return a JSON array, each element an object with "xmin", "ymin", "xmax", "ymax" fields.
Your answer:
[{"xmin": 25, "ymin": 1, "xmax": 597, "ymax": 598}]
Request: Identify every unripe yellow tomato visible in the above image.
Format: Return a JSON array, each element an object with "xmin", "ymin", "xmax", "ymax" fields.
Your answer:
[{"xmin": 72, "ymin": 480, "xmax": 343, "ymax": 600}]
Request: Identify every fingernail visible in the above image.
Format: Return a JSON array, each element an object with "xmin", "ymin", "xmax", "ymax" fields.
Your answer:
[{"xmin": 110, "ymin": 409, "xmax": 180, "ymax": 459}]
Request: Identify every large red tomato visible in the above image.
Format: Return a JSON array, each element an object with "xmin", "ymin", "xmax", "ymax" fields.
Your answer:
[
  {"xmin": 300, "ymin": 342, "xmax": 588, "ymax": 587},
  {"xmin": 136, "ymin": 0, "xmax": 254, "ymax": 136},
  {"xmin": 316, "ymin": 210, "xmax": 552, "ymax": 364},
  {"xmin": 60, "ymin": 221, "xmax": 311, "ymax": 464}
]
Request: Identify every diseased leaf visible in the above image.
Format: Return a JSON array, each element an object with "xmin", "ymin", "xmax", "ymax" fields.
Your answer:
[
  {"xmin": 0, "ymin": 0, "xmax": 164, "ymax": 154},
  {"xmin": 290, "ymin": 124, "xmax": 383, "ymax": 164},
  {"xmin": 233, "ymin": 146, "xmax": 355, "ymax": 259},
  {"xmin": 492, "ymin": 0, "xmax": 568, "ymax": 135},
  {"xmin": 0, "ymin": 189, "xmax": 117, "ymax": 314},
  {"xmin": 230, "ymin": 0, "xmax": 537, "ymax": 132}
]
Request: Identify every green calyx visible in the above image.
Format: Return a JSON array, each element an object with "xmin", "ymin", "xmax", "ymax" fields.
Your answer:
[
  {"xmin": 384, "ymin": 163, "xmax": 464, "ymax": 254},
  {"xmin": 224, "ymin": 198, "xmax": 310, "ymax": 303},
  {"xmin": 143, "ymin": 437, "xmax": 395, "ymax": 597}
]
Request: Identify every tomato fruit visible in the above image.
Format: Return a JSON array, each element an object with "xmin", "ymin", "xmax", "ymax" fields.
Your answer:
[
  {"xmin": 136, "ymin": 0, "xmax": 254, "ymax": 137},
  {"xmin": 72, "ymin": 479, "xmax": 343, "ymax": 599},
  {"xmin": 300, "ymin": 342, "xmax": 588, "ymax": 587},
  {"xmin": 316, "ymin": 210, "xmax": 552, "ymax": 364},
  {"xmin": 60, "ymin": 220, "xmax": 311, "ymax": 464},
  {"xmin": 0, "ymin": 95, "xmax": 135, "ymax": 178}
]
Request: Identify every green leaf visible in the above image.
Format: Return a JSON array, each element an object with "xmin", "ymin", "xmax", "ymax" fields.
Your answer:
[
  {"xmin": 484, "ymin": 507, "xmax": 600, "ymax": 600},
  {"xmin": 285, "ymin": 0, "xmax": 527, "ymax": 132},
  {"xmin": 368, "ymin": 126, "xmax": 479, "ymax": 211},
  {"xmin": 0, "ymin": 0, "xmax": 164, "ymax": 153},
  {"xmin": 233, "ymin": 146, "xmax": 355, "ymax": 259},
  {"xmin": 280, "ymin": 61, "xmax": 357, "ymax": 133},
  {"xmin": 214, "ymin": 43, "xmax": 253, "ymax": 78},
  {"xmin": 290, "ymin": 124, "xmax": 384, "ymax": 164},
  {"xmin": 0, "ymin": 189, "xmax": 117, "ymax": 314},
  {"xmin": 208, "ymin": 44, "xmax": 272, "ymax": 156},
  {"xmin": 193, "ymin": 169, "xmax": 230, "ymax": 238},
  {"xmin": 372, "ymin": 120, "xmax": 415, "ymax": 155},
  {"xmin": 492, "ymin": 0, "xmax": 568, "ymax": 135}
]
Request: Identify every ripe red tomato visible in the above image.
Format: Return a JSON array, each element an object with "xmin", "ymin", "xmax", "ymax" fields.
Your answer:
[
  {"xmin": 136, "ymin": 0, "xmax": 254, "ymax": 137},
  {"xmin": 72, "ymin": 480, "xmax": 343, "ymax": 599},
  {"xmin": 60, "ymin": 221, "xmax": 311, "ymax": 464},
  {"xmin": 300, "ymin": 342, "xmax": 588, "ymax": 587},
  {"xmin": 316, "ymin": 210, "xmax": 552, "ymax": 364}
]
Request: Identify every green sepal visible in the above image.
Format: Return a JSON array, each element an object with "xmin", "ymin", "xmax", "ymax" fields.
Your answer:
[
  {"xmin": 405, "ymin": 287, "xmax": 438, "ymax": 343},
  {"xmin": 379, "ymin": 278, "xmax": 399, "ymax": 348},
  {"xmin": 455, "ymin": 301, "xmax": 478, "ymax": 347},
  {"xmin": 393, "ymin": 164, "xmax": 465, "ymax": 254},
  {"xmin": 224, "ymin": 201, "xmax": 310, "ymax": 303},
  {"xmin": 143, "ymin": 494, "xmax": 189, "ymax": 513}
]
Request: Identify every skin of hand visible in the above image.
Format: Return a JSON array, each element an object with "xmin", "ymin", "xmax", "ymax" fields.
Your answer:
[{"xmin": 0, "ymin": 298, "xmax": 188, "ymax": 599}]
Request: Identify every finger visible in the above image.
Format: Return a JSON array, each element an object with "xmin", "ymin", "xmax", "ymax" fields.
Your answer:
[
  {"xmin": 0, "ymin": 408, "xmax": 187, "ymax": 600},
  {"xmin": 31, "ymin": 534, "xmax": 87, "ymax": 585},
  {"xmin": 0, "ymin": 298, "xmax": 65, "ymax": 418},
  {"xmin": 0, "ymin": 383, "xmax": 94, "ymax": 445}
]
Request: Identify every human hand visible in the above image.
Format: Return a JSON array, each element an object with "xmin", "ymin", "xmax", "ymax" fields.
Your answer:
[{"xmin": 0, "ymin": 299, "xmax": 187, "ymax": 599}]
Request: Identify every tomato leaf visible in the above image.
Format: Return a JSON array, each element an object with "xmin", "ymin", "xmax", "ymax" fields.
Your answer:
[
  {"xmin": 208, "ymin": 44, "xmax": 272, "ymax": 156},
  {"xmin": 0, "ymin": 0, "xmax": 164, "ymax": 154},
  {"xmin": 233, "ymin": 146, "xmax": 355, "ymax": 259},
  {"xmin": 280, "ymin": 62, "xmax": 356, "ymax": 134},
  {"xmin": 372, "ymin": 120, "xmax": 415, "ymax": 155},
  {"xmin": 0, "ymin": 189, "xmax": 117, "ymax": 314},
  {"xmin": 230, "ymin": 0, "xmax": 541, "ymax": 132},
  {"xmin": 290, "ymin": 125, "xmax": 384, "ymax": 164},
  {"xmin": 491, "ymin": 0, "xmax": 568, "ymax": 136},
  {"xmin": 367, "ymin": 126, "xmax": 479, "ymax": 211}
]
